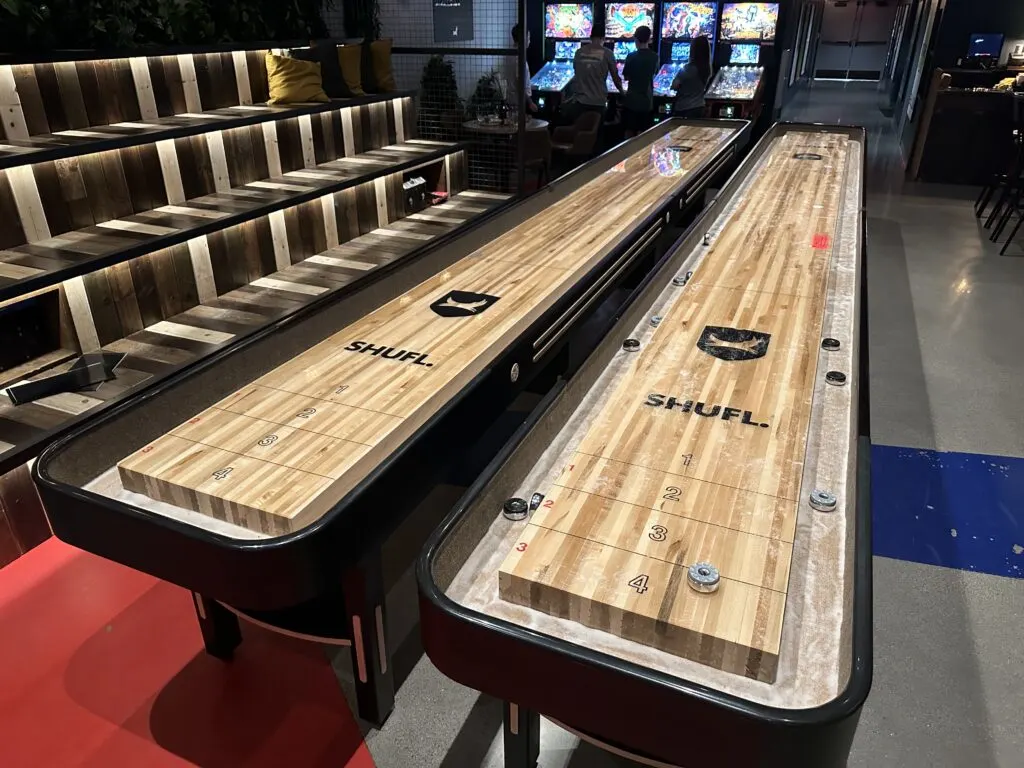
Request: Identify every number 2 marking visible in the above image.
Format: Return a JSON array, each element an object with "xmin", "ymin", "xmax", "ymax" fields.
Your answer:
[
  {"xmin": 663, "ymin": 486, "xmax": 681, "ymax": 501},
  {"xmin": 516, "ymin": 542, "xmax": 528, "ymax": 552},
  {"xmin": 628, "ymin": 574, "xmax": 649, "ymax": 594},
  {"xmin": 542, "ymin": 499, "xmax": 554, "ymax": 508},
  {"xmin": 649, "ymin": 525, "xmax": 668, "ymax": 541}
]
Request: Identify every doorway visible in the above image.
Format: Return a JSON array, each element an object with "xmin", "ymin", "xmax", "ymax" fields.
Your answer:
[{"xmin": 815, "ymin": 0, "xmax": 901, "ymax": 80}]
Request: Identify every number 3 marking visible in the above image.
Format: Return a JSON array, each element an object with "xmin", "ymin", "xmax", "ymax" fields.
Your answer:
[
  {"xmin": 516, "ymin": 542, "xmax": 528, "ymax": 552},
  {"xmin": 649, "ymin": 525, "xmax": 668, "ymax": 541}
]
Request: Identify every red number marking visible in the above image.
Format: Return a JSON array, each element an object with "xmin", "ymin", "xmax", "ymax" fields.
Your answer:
[
  {"xmin": 142, "ymin": 446, "xmax": 153, "ymax": 453},
  {"xmin": 188, "ymin": 417, "xmax": 201, "ymax": 424},
  {"xmin": 812, "ymin": 233, "xmax": 831, "ymax": 250},
  {"xmin": 568, "ymin": 464, "xmax": 575, "ymax": 472},
  {"xmin": 542, "ymin": 500, "xmax": 554, "ymax": 508},
  {"xmin": 516, "ymin": 542, "xmax": 528, "ymax": 552}
]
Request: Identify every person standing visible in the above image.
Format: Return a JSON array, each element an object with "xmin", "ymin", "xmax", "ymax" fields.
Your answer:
[
  {"xmin": 562, "ymin": 26, "xmax": 622, "ymax": 123},
  {"xmin": 621, "ymin": 25, "xmax": 660, "ymax": 136},
  {"xmin": 671, "ymin": 35, "xmax": 711, "ymax": 118},
  {"xmin": 510, "ymin": 24, "xmax": 539, "ymax": 114}
]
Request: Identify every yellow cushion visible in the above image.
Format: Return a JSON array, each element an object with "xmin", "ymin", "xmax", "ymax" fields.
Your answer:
[
  {"xmin": 338, "ymin": 45, "xmax": 365, "ymax": 96},
  {"xmin": 370, "ymin": 39, "xmax": 397, "ymax": 92},
  {"xmin": 265, "ymin": 53, "xmax": 329, "ymax": 105}
]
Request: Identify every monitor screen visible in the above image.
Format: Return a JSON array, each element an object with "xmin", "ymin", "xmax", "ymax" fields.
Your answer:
[
  {"xmin": 654, "ymin": 61, "xmax": 686, "ymax": 95},
  {"xmin": 555, "ymin": 40, "xmax": 582, "ymax": 59},
  {"xmin": 545, "ymin": 4, "xmax": 595, "ymax": 38},
  {"xmin": 661, "ymin": 2, "xmax": 718, "ymax": 40},
  {"xmin": 720, "ymin": 3, "xmax": 779, "ymax": 42},
  {"xmin": 606, "ymin": 61, "xmax": 628, "ymax": 93},
  {"xmin": 614, "ymin": 40, "xmax": 638, "ymax": 59},
  {"xmin": 671, "ymin": 41, "xmax": 691, "ymax": 61},
  {"xmin": 530, "ymin": 61, "xmax": 576, "ymax": 91},
  {"xmin": 730, "ymin": 43, "xmax": 759, "ymax": 63},
  {"xmin": 967, "ymin": 33, "xmax": 1004, "ymax": 59},
  {"xmin": 605, "ymin": 3, "xmax": 656, "ymax": 38}
]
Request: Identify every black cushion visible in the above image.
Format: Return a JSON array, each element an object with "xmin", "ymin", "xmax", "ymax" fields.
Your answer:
[
  {"xmin": 361, "ymin": 41, "xmax": 380, "ymax": 94},
  {"xmin": 289, "ymin": 42, "xmax": 351, "ymax": 98}
]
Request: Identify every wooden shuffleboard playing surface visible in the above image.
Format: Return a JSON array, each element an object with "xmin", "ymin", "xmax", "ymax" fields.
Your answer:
[
  {"xmin": 497, "ymin": 131, "xmax": 852, "ymax": 682},
  {"xmin": 117, "ymin": 124, "xmax": 740, "ymax": 535}
]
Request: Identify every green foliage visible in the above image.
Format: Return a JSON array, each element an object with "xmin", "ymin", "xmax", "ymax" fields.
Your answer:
[
  {"xmin": 0, "ymin": 0, "xmax": 333, "ymax": 52},
  {"xmin": 343, "ymin": 0, "xmax": 382, "ymax": 41},
  {"xmin": 417, "ymin": 55, "xmax": 464, "ymax": 140},
  {"xmin": 466, "ymin": 71, "xmax": 506, "ymax": 120}
]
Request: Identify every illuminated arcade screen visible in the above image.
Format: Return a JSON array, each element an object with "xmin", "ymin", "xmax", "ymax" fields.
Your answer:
[
  {"xmin": 730, "ymin": 43, "xmax": 760, "ymax": 63},
  {"xmin": 614, "ymin": 40, "xmax": 638, "ymax": 59},
  {"xmin": 719, "ymin": 3, "xmax": 779, "ymax": 42},
  {"xmin": 545, "ymin": 4, "xmax": 595, "ymax": 38},
  {"xmin": 671, "ymin": 41, "xmax": 691, "ymax": 60},
  {"xmin": 661, "ymin": 2, "xmax": 717, "ymax": 40},
  {"xmin": 530, "ymin": 61, "xmax": 575, "ymax": 91},
  {"xmin": 606, "ymin": 61, "xmax": 628, "ymax": 93},
  {"xmin": 555, "ymin": 40, "xmax": 582, "ymax": 58},
  {"xmin": 706, "ymin": 65, "xmax": 763, "ymax": 99},
  {"xmin": 653, "ymin": 62, "xmax": 686, "ymax": 96},
  {"xmin": 605, "ymin": 3, "xmax": 656, "ymax": 39}
]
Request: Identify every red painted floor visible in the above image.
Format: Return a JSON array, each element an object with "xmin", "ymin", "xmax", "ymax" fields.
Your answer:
[{"xmin": 0, "ymin": 538, "xmax": 375, "ymax": 768}]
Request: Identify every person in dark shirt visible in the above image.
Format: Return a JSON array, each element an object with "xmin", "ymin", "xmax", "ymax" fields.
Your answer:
[
  {"xmin": 562, "ymin": 26, "xmax": 621, "ymax": 123},
  {"xmin": 671, "ymin": 35, "xmax": 711, "ymax": 118},
  {"xmin": 511, "ymin": 23, "xmax": 539, "ymax": 114},
  {"xmin": 621, "ymin": 25, "xmax": 659, "ymax": 136}
]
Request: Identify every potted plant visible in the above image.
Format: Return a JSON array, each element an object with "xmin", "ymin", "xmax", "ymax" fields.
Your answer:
[
  {"xmin": 466, "ymin": 70, "xmax": 507, "ymax": 121},
  {"xmin": 417, "ymin": 54, "xmax": 464, "ymax": 140}
]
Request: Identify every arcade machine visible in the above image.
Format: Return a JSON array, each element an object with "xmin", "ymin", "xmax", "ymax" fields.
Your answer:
[
  {"xmin": 654, "ymin": 2, "xmax": 718, "ymax": 120},
  {"xmin": 603, "ymin": 3, "xmax": 656, "ymax": 97},
  {"xmin": 533, "ymin": 4, "xmax": 595, "ymax": 115},
  {"xmin": 705, "ymin": 2, "xmax": 776, "ymax": 119}
]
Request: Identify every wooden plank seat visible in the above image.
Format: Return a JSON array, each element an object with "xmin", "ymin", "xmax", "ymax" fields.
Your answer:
[
  {"xmin": 0, "ymin": 190, "xmax": 510, "ymax": 473},
  {"xmin": 0, "ymin": 49, "xmax": 413, "ymax": 169},
  {"xmin": 0, "ymin": 108, "xmax": 452, "ymax": 302}
]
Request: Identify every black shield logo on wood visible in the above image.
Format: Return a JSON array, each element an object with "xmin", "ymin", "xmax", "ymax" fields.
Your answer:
[
  {"xmin": 697, "ymin": 326, "xmax": 771, "ymax": 361},
  {"xmin": 430, "ymin": 290, "xmax": 500, "ymax": 317}
]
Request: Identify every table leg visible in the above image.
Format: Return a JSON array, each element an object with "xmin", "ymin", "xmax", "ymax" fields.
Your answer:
[
  {"xmin": 192, "ymin": 592, "xmax": 241, "ymax": 660},
  {"xmin": 342, "ymin": 550, "xmax": 395, "ymax": 727},
  {"xmin": 503, "ymin": 701, "xmax": 540, "ymax": 768}
]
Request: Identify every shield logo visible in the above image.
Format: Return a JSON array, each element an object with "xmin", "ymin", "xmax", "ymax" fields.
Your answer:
[
  {"xmin": 697, "ymin": 326, "xmax": 771, "ymax": 361},
  {"xmin": 430, "ymin": 290, "xmax": 501, "ymax": 318}
]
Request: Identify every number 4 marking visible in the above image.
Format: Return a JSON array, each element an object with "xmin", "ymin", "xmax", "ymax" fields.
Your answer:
[{"xmin": 628, "ymin": 574, "xmax": 649, "ymax": 594}]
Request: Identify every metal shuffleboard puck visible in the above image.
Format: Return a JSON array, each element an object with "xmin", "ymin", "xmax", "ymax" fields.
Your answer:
[
  {"xmin": 503, "ymin": 497, "xmax": 529, "ymax": 521},
  {"xmin": 825, "ymin": 370, "xmax": 847, "ymax": 386},
  {"xmin": 623, "ymin": 338, "xmax": 641, "ymax": 352},
  {"xmin": 821, "ymin": 337, "xmax": 841, "ymax": 351},
  {"xmin": 810, "ymin": 489, "xmax": 837, "ymax": 512},
  {"xmin": 687, "ymin": 562, "xmax": 720, "ymax": 593}
]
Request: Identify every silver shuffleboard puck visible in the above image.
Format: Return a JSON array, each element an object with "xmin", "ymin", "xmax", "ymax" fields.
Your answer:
[
  {"xmin": 810, "ymin": 489, "xmax": 837, "ymax": 512},
  {"xmin": 687, "ymin": 562, "xmax": 720, "ymax": 593},
  {"xmin": 503, "ymin": 497, "xmax": 529, "ymax": 521}
]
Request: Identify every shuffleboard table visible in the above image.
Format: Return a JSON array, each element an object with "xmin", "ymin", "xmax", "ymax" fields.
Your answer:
[
  {"xmin": 418, "ymin": 123, "xmax": 870, "ymax": 767},
  {"xmin": 34, "ymin": 118, "xmax": 751, "ymax": 726}
]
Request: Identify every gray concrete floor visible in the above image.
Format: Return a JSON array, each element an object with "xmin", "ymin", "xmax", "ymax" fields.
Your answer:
[{"xmin": 351, "ymin": 81, "xmax": 1024, "ymax": 768}]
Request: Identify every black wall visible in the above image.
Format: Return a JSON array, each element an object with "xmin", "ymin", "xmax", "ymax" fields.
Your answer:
[{"xmin": 932, "ymin": 0, "xmax": 1024, "ymax": 68}]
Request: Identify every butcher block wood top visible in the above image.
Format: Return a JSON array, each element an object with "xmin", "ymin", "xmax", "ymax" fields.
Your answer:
[
  {"xmin": 117, "ymin": 123, "xmax": 741, "ymax": 535},
  {"xmin": 498, "ymin": 131, "xmax": 854, "ymax": 682}
]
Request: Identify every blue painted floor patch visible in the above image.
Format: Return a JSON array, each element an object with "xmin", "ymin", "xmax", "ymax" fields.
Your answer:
[{"xmin": 872, "ymin": 445, "xmax": 1024, "ymax": 577}]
